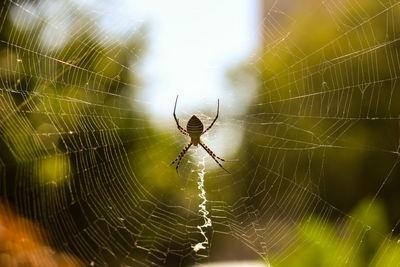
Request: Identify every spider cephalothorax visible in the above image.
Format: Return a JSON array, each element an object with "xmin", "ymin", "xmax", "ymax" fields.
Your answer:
[{"xmin": 169, "ymin": 95, "xmax": 233, "ymax": 174}]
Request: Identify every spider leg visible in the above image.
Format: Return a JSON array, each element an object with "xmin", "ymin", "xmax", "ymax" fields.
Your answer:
[
  {"xmin": 199, "ymin": 141, "xmax": 231, "ymax": 174},
  {"xmin": 199, "ymin": 140, "xmax": 237, "ymax": 162},
  {"xmin": 173, "ymin": 95, "xmax": 189, "ymax": 136},
  {"xmin": 169, "ymin": 142, "xmax": 192, "ymax": 174},
  {"xmin": 202, "ymin": 99, "xmax": 219, "ymax": 135}
]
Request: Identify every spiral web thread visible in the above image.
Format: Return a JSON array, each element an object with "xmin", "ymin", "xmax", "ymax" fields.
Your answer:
[{"xmin": 1, "ymin": 0, "xmax": 400, "ymax": 266}]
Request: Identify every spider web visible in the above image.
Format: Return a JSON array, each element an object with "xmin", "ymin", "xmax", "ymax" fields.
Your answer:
[{"xmin": 1, "ymin": 0, "xmax": 400, "ymax": 266}]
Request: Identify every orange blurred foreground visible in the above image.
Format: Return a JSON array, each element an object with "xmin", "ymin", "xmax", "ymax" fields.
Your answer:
[{"xmin": 0, "ymin": 203, "xmax": 82, "ymax": 267}]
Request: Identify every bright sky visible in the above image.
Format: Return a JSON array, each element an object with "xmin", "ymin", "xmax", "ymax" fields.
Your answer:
[{"xmin": 118, "ymin": 0, "xmax": 261, "ymax": 118}]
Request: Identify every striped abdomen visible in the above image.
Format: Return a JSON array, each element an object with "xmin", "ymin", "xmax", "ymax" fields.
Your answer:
[{"xmin": 187, "ymin": 115, "xmax": 203, "ymax": 146}]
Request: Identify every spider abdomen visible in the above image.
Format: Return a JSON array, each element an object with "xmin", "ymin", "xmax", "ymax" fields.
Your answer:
[{"xmin": 187, "ymin": 115, "xmax": 203, "ymax": 145}]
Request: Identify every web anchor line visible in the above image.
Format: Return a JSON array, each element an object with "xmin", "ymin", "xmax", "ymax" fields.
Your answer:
[{"xmin": 192, "ymin": 156, "xmax": 212, "ymax": 254}]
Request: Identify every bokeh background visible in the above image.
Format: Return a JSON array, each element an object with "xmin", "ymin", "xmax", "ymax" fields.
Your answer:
[{"xmin": 1, "ymin": 0, "xmax": 400, "ymax": 266}]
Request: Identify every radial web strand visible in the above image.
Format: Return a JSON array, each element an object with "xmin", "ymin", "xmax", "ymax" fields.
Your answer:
[{"xmin": 1, "ymin": 0, "xmax": 400, "ymax": 266}]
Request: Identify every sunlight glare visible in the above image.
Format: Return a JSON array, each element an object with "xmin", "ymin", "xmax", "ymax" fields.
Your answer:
[{"xmin": 128, "ymin": 0, "xmax": 260, "ymax": 120}]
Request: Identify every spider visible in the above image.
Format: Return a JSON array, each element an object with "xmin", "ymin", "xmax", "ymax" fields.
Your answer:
[{"xmin": 169, "ymin": 95, "xmax": 234, "ymax": 174}]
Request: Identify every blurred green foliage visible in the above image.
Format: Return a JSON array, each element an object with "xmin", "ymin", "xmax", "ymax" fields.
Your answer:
[
  {"xmin": 0, "ymin": 0, "xmax": 400, "ymax": 266},
  {"xmin": 249, "ymin": 0, "xmax": 400, "ymax": 265},
  {"xmin": 273, "ymin": 198, "xmax": 400, "ymax": 266}
]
